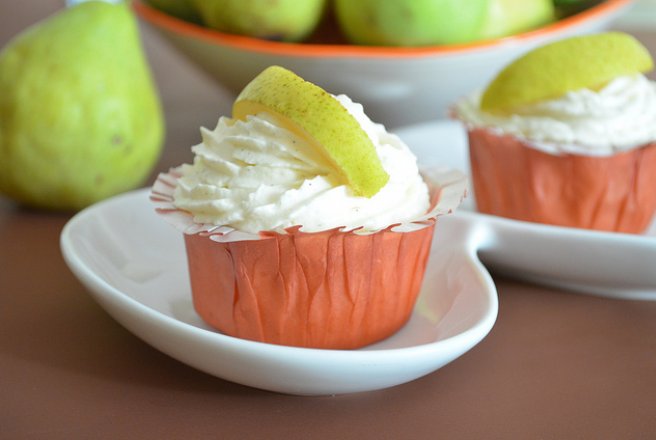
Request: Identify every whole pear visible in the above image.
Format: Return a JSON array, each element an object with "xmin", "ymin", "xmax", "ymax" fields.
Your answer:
[
  {"xmin": 479, "ymin": 0, "xmax": 556, "ymax": 40},
  {"xmin": 190, "ymin": 0, "xmax": 327, "ymax": 42},
  {"xmin": 334, "ymin": 0, "xmax": 489, "ymax": 46},
  {"xmin": 0, "ymin": 1, "xmax": 164, "ymax": 210}
]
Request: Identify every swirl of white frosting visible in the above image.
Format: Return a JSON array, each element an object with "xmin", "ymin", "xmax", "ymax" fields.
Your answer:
[
  {"xmin": 172, "ymin": 95, "xmax": 430, "ymax": 233},
  {"xmin": 455, "ymin": 74, "xmax": 656, "ymax": 155}
]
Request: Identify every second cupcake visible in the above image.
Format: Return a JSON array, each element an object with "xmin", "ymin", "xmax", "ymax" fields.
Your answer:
[{"xmin": 453, "ymin": 32, "xmax": 656, "ymax": 233}]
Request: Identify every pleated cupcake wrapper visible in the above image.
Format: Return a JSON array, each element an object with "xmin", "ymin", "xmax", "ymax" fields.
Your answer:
[
  {"xmin": 467, "ymin": 127, "xmax": 656, "ymax": 233},
  {"xmin": 150, "ymin": 168, "xmax": 467, "ymax": 349}
]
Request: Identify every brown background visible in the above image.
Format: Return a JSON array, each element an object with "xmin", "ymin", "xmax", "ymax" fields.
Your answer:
[{"xmin": 2, "ymin": 2, "xmax": 656, "ymax": 439}]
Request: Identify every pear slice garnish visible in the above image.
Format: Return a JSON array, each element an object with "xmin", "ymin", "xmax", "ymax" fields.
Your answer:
[
  {"xmin": 481, "ymin": 32, "xmax": 654, "ymax": 113},
  {"xmin": 233, "ymin": 66, "xmax": 389, "ymax": 198}
]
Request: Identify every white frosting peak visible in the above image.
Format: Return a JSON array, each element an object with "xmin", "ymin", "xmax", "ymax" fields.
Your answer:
[
  {"xmin": 172, "ymin": 95, "xmax": 430, "ymax": 233},
  {"xmin": 454, "ymin": 74, "xmax": 656, "ymax": 155}
]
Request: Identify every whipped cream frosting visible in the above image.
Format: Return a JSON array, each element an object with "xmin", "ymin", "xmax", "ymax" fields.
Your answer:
[
  {"xmin": 455, "ymin": 74, "xmax": 656, "ymax": 155},
  {"xmin": 172, "ymin": 95, "xmax": 430, "ymax": 233}
]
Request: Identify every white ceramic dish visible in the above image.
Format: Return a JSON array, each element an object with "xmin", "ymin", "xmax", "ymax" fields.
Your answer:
[
  {"xmin": 60, "ymin": 118, "xmax": 655, "ymax": 396},
  {"xmin": 133, "ymin": 0, "xmax": 633, "ymax": 128},
  {"xmin": 61, "ymin": 189, "xmax": 498, "ymax": 396},
  {"xmin": 397, "ymin": 120, "xmax": 656, "ymax": 301}
]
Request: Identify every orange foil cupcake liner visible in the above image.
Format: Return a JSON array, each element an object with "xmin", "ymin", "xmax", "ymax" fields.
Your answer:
[
  {"xmin": 467, "ymin": 128, "xmax": 656, "ymax": 233},
  {"xmin": 151, "ymin": 168, "xmax": 466, "ymax": 349}
]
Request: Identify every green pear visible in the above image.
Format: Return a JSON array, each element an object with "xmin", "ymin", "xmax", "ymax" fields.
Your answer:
[
  {"xmin": 0, "ymin": 1, "xmax": 164, "ymax": 210},
  {"xmin": 145, "ymin": 0, "xmax": 201, "ymax": 23},
  {"xmin": 481, "ymin": 32, "xmax": 654, "ymax": 113},
  {"xmin": 334, "ymin": 0, "xmax": 489, "ymax": 46},
  {"xmin": 479, "ymin": 0, "xmax": 555, "ymax": 40},
  {"xmin": 190, "ymin": 0, "xmax": 327, "ymax": 42},
  {"xmin": 234, "ymin": 66, "xmax": 389, "ymax": 198}
]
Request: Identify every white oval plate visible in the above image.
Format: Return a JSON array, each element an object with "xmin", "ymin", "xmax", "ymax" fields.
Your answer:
[
  {"xmin": 398, "ymin": 120, "xmax": 656, "ymax": 300},
  {"xmin": 61, "ymin": 189, "xmax": 498, "ymax": 396}
]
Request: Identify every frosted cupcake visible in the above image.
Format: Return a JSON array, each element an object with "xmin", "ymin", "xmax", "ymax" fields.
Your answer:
[
  {"xmin": 152, "ymin": 66, "xmax": 465, "ymax": 349},
  {"xmin": 453, "ymin": 32, "xmax": 656, "ymax": 233}
]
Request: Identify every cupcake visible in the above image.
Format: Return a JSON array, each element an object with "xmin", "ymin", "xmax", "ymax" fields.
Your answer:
[
  {"xmin": 151, "ymin": 66, "xmax": 466, "ymax": 349},
  {"xmin": 453, "ymin": 32, "xmax": 656, "ymax": 233}
]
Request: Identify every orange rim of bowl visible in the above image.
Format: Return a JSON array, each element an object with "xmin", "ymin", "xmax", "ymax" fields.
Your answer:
[{"xmin": 132, "ymin": 0, "xmax": 633, "ymax": 59}]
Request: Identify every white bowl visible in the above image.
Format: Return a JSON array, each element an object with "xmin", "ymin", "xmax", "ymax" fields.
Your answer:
[
  {"xmin": 61, "ymin": 188, "xmax": 498, "ymax": 395},
  {"xmin": 134, "ymin": 0, "xmax": 634, "ymax": 128}
]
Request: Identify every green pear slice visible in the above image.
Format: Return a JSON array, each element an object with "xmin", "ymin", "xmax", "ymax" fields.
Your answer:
[
  {"xmin": 481, "ymin": 32, "xmax": 654, "ymax": 113},
  {"xmin": 233, "ymin": 66, "xmax": 389, "ymax": 198}
]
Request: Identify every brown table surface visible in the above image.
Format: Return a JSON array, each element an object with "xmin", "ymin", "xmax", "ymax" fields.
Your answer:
[{"xmin": 2, "ymin": 2, "xmax": 656, "ymax": 439}]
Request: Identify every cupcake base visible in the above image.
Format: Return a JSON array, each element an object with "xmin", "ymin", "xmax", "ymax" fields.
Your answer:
[
  {"xmin": 468, "ymin": 128, "xmax": 656, "ymax": 233},
  {"xmin": 184, "ymin": 223, "xmax": 435, "ymax": 350}
]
